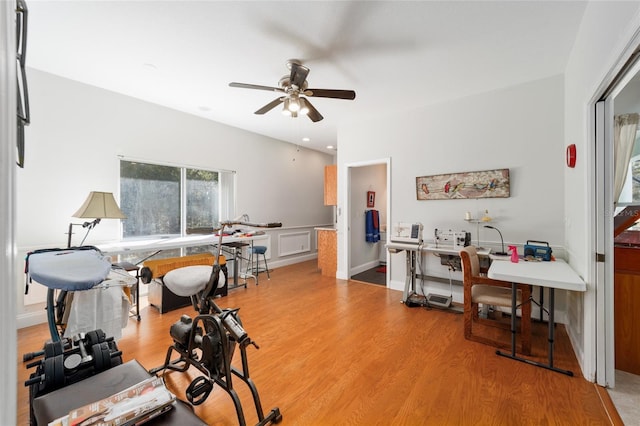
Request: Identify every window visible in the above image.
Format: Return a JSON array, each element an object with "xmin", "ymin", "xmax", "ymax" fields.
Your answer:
[
  {"xmin": 119, "ymin": 160, "xmax": 235, "ymax": 239},
  {"xmin": 616, "ymin": 131, "xmax": 640, "ymax": 235},
  {"xmin": 617, "ymin": 131, "xmax": 640, "ymax": 206}
]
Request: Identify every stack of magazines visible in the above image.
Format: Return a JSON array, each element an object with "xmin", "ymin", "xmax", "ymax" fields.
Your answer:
[{"xmin": 48, "ymin": 376, "xmax": 176, "ymax": 426}]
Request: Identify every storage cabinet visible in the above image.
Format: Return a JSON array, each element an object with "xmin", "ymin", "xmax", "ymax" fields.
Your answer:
[
  {"xmin": 614, "ymin": 246, "xmax": 640, "ymax": 375},
  {"xmin": 324, "ymin": 165, "xmax": 337, "ymax": 206},
  {"xmin": 317, "ymin": 228, "xmax": 337, "ymax": 277}
]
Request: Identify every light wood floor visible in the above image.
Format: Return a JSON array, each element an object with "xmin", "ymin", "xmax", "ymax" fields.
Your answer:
[{"xmin": 18, "ymin": 260, "xmax": 621, "ymax": 425}]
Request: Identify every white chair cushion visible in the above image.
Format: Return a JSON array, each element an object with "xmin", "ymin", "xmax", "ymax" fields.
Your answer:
[
  {"xmin": 472, "ymin": 285, "xmax": 522, "ymax": 307},
  {"xmin": 163, "ymin": 265, "xmax": 218, "ymax": 297}
]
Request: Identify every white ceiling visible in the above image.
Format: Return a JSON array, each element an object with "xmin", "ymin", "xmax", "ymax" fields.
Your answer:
[{"xmin": 25, "ymin": 0, "xmax": 588, "ymax": 154}]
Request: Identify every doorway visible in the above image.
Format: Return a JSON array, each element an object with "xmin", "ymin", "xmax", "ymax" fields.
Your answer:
[
  {"xmin": 346, "ymin": 159, "xmax": 390, "ymax": 287},
  {"xmin": 594, "ymin": 49, "xmax": 640, "ymax": 422}
]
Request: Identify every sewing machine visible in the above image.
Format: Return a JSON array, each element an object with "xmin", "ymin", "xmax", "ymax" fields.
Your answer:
[{"xmin": 433, "ymin": 228, "xmax": 471, "ymax": 250}]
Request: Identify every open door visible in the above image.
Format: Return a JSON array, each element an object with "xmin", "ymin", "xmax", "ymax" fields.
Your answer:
[
  {"xmin": 344, "ymin": 159, "xmax": 390, "ymax": 286},
  {"xmin": 595, "ymin": 100, "xmax": 615, "ymax": 387},
  {"xmin": 596, "ymin": 62, "xmax": 640, "ymax": 386}
]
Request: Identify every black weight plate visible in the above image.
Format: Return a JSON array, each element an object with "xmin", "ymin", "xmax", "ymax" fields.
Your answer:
[
  {"xmin": 92, "ymin": 342, "xmax": 111, "ymax": 372},
  {"xmin": 44, "ymin": 341, "xmax": 64, "ymax": 358},
  {"xmin": 86, "ymin": 329, "xmax": 106, "ymax": 347},
  {"xmin": 53, "ymin": 355, "xmax": 65, "ymax": 388}
]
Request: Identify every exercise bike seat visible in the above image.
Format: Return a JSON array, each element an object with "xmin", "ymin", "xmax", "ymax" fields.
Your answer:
[{"xmin": 164, "ymin": 265, "xmax": 226, "ymax": 298}]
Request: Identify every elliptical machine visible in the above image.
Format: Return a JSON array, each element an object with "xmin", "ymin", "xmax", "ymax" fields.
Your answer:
[{"xmin": 149, "ymin": 219, "xmax": 282, "ymax": 426}]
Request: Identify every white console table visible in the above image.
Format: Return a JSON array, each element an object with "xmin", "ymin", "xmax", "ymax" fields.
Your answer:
[
  {"xmin": 387, "ymin": 242, "xmax": 490, "ymax": 303},
  {"xmin": 99, "ymin": 233, "xmax": 267, "ymax": 258},
  {"xmin": 99, "ymin": 233, "xmax": 268, "ymax": 288}
]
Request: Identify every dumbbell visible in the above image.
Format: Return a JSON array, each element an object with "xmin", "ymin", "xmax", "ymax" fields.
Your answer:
[
  {"xmin": 24, "ymin": 330, "xmax": 122, "ymax": 391},
  {"xmin": 22, "ymin": 338, "xmax": 70, "ymax": 362},
  {"xmin": 85, "ymin": 329, "xmax": 107, "ymax": 347},
  {"xmin": 24, "ymin": 354, "xmax": 66, "ymax": 392},
  {"xmin": 84, "ymin": 329, "xmax": 123, "ymax": 371}
]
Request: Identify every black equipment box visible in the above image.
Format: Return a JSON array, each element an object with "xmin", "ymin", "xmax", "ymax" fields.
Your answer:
[
  {"xmin": 25, "ymin": 329, "xmax": 123, "ymax": 425},
  {"xmin": 523, "ymin": 240, "xmax": 553, "ymax": 261}
]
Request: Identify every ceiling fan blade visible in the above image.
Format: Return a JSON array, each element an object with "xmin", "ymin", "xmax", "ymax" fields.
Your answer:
[
  {"xmin": 229, "ymin": 82, "xmax": 284, "ymax": 93},
  {"xmin": 255, "ymin": 97, "xmax": 285, "ymax": 115},
  {"xmin": 290, "ymin": 62, "xmax": 310, "ymax": 89},
  {"xmin": 305, "ymin": 88, "xmax": 356, "ymax": 100},
  {"xmin": 300, "ymin": 97, "xmax": 323, "ymax": 122}
]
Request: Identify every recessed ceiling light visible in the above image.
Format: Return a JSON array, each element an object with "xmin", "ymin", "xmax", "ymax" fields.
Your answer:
[
  {"xmin": 327, "ymin": 145, "xmax": 337, "ymax": 150},
  {"xmin": 302, "ymin": 137, "xmax": 310, "ymax": 142}
]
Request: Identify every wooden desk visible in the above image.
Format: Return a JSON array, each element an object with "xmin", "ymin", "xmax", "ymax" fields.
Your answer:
[{"xmin": 488, "ymin": 259, "xmax": 586, "ymax": 375}]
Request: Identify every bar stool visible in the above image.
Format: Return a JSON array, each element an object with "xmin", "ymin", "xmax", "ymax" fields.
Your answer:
[
  {"xmin": 221, "ymin": 241, "xmax": 251, "ymax": 289},
  {"xmin": 247, "ymin": 245, "xmax": 270, "ymax": 282}
]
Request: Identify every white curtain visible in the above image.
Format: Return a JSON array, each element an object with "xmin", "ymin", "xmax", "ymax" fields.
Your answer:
[{"xmin": 614, "ymin": 113, "xmax": 640, "ymax": 204}]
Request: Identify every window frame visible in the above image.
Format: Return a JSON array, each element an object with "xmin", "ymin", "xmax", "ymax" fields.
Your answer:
[{"xmin": 118, "ymin": 157, "xmax": 236, "ymax": 240}]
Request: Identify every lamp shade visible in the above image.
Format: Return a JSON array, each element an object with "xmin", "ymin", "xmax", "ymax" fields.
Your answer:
[{"xmin": 72, "ymin": 191, "xmax": 126, "ymax": 219}]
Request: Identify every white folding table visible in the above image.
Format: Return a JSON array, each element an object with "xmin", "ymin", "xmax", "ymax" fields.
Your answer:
[
  {"xmin": 488, "ymin": 259, "xmax": 586, "ymax": 376},
  {"xmin": 99, "ymin": 233, "xmax": 268, "ymax": 286}
]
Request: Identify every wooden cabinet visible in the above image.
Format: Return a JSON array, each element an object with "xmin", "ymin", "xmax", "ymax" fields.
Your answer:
[
  {"xmin": 613, "ymin": 213, "xmax": 640, "ymax": 375},
  {"xmin": 324, "ymin": 165, "xmax": 337, "ymax": 206},
  {"xmin": 614, "ymin": 246, "xmax": 640, "ymax": 375},
  {"xmin": 317, "ymin": 229, "xmax": 337, "ymax": 277}
]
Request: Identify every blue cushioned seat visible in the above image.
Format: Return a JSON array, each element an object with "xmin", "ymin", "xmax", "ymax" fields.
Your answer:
[{"xmin": 247, "ymin": 246, "xmax": 270, "ymax": 281}]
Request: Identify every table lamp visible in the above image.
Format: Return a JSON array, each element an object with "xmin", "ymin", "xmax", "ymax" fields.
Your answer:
[
  {"xmin": 484, "ymin": 225, "xmax": 507, "ymax": 256},
  {"xmin": 67, "ymin": 191, "xmax": 126, "ymax": 247}
]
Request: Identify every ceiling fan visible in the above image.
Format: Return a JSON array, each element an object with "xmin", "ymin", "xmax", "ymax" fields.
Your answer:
[{"xmin": 229, "ymin": 59, "xmax": 356, "ymax": 122}]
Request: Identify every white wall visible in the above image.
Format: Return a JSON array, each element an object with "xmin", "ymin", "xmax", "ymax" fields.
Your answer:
[
  {"xmin": 16, "ymin": 69, "xmax": 334, "ymax": 326},
  {"xmin": 337, "ymin": 75, "xmax": 566, "ymax": 312},
  {"xmin": 329, "ymin": 0, "xmax": 640, "ymax": 382},
  {"xmin": 563, "ymin": 1, "xmax": 640, "ymax": 381}
]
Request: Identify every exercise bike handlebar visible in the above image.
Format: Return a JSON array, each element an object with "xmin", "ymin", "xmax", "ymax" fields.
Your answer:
[
  {"xmin": 213, "ymin": 220, "xmax": 282, "ymax": 264},
  {"xmin": 197, "ymin": 219, "xmax": 282, "ymax": 312},
  {"xmin": 217, "ymin": 220, "xmax": 282, "ymax": 229}
]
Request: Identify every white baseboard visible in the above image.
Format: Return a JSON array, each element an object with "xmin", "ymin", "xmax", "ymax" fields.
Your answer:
[
  {"xmin": 350, "ymin": 260, "xmax": 382, "ymax": 276},
  {"xmin": 17, "ymin": 310, "xmax": 47, "ymax": 330},
  {"xmin": 268, "ymin": 253, "xmax": 317, "ymax": 269},
  {"xmin": 389, "ymin": 279, "xmax": 404, "ymax": 292}
]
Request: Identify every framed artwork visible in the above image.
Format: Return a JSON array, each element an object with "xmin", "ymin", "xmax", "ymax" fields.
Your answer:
[
  {"xmin": 367, "ymin": 191, "xmax": 376, "ymax": 207},
  {"xmin": 416, "ymin": 168, "xmax": 510, "ymax": 200}
]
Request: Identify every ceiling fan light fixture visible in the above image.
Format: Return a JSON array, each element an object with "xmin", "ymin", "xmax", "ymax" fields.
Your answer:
[
  {"xmin": 282, "ymin": 98, "xmax": 291, "ymax": 116},
  {"xmin": 288, "ymin": 97, "xmax": 300, "ymax": 113},
  {"xmin": 230, "ymin": 60, "xmax": 356, "ymax": 122},
  {"xmin": 299, "ymin": 98, "xmax": 310, "ymax": 115}
]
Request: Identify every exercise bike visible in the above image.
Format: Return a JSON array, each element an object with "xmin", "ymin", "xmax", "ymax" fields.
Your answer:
[{"xmin": 149, "ymin": 219, "xmax": 282, "ymax": 426}]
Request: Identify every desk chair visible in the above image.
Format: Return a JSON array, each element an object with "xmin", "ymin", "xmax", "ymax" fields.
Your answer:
[
  {"xmin": 247, "ymin": 246, "xmax": 270, "ymax": 281},
  {"xmin": 460, "ymin": 246, "xmax": 532, "ymax": 355}
]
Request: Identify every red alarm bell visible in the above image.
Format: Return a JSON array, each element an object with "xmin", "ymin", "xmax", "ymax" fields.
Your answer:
[{"xmin": 566, "ymin": 144, "xmax": 576, "ymax": 168}]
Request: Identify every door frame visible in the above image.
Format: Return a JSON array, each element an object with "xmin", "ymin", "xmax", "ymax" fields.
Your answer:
[
  {"xmin": 592, "ymin": 34, "xmax": 640, "ymax": 388},
  {"xmin": 341, "ymin": 157, "xmax": 391, "ymax": 284},
  {"xmin": 0, "ymin": 1, "xmax": 18, "ymax": 423},
  {"xmin": 594, "ymin": 99, "xmax": 615, "ymax": 387}
]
